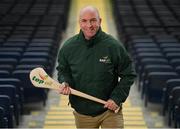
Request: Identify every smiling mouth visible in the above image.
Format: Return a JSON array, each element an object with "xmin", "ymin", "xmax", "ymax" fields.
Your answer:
[{"xmin": 86, "ymin": 30, "xmax": 95, "ymax": 33}]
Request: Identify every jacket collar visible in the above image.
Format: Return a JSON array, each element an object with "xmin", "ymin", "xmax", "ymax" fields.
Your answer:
[{"xmin": 78, "ymin": 27, "xmax": 104, "ymax": 47}]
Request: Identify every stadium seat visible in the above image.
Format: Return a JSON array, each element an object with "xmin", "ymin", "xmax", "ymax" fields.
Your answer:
[
  {"xmin": 0, "ymin": 95, "xmax": 14, "ymax": 128},
  {"xmin": 0, "ymin": 85, "xmax": 20, "ymax": 125},
  {"xmin": 174, "ymin": 99, "xmax": 180, "ymax": 128},
  {"xmin": 12, "ymin": 70, "xmax": 47, "ymax": 106},
  {"xmin": 144, "ymin": 72, "xmax": 178, "ymax": 106},
  {"xmin": 168, "ymin": 87, "xmax": 180, "ymax": 126},
  {"xmin": 0, "ymin": 78, "xmax": 24, "ymax": 114},
  {"xmin": 0, "ymin": 107, "xmax": 8, "ymax": 128}
]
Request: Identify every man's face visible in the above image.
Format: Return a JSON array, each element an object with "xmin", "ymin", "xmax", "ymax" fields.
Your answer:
[{"xmin": 79, "ymin": 11, "xmax": 101, "ymax": 40}]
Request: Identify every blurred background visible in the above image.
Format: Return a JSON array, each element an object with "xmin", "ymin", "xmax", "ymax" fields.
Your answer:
[{"xmin": 0, "ymin": 0, "xmax": 180, "ymax": 128}]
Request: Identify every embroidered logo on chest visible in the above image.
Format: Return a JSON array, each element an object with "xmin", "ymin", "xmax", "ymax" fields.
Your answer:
[{"xmin": 99, "ymin": 56, "xmax": 111, "ymax": 64}]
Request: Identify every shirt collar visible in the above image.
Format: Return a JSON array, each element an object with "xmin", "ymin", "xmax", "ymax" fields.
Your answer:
[{"xmin": 78, "ymin": 27, "xmax": 103, "ymax": 47}]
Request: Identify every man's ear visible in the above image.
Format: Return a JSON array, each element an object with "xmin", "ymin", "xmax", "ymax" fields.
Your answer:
[{"xmin": 99, "ymin": 18, "xmax": 102, "ymax": 25}]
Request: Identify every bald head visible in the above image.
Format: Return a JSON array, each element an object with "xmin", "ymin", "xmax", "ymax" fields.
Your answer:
[
  {"xmin": 79, "ymin": 6, "xmax": 100, "ymax": 20},
  {"xmin": 78, "ymin": 6, "xmax": 102, "ymax": 40}
]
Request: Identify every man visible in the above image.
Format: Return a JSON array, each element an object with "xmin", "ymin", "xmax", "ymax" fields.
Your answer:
[{"xmin": 56, "ymin": 6, "xmax": 136, "ymax": 128}]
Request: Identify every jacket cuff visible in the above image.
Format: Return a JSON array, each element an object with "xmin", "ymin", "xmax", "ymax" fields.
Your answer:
[{"xmin": 110, "ymin": 96, "xmax": 122, "ymax": 106}]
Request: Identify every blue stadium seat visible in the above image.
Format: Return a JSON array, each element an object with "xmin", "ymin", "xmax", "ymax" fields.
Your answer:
[
  {"xmin": 0, "ymin": 95, "xmax": 14, "ymax": 128},
  {"xmin": 0, "ymin": 78, "xmax": 24, "ymax": 114},
  {"xmin": 144, "ymin": 72, "xmax": 179, "ymax": 107},
  {"xmin": 170, "ymin": 58, "xmax": 180, "ymax": 68},
  {"xmin": 141, "ymin": 64, "xmax": 175, "ymax": 99},
  {"xmin": 0, "ymin": 47, "xmax": 24, "ymax": 53},
  {"xmin": 138, "ymin": 58, "xmax": 169, "ymax": 91},
  {"xmin": 12, "ymin": 70, "xmax": 47, "ymax": 106},
  {"xmin": 176, "ymin": 66, "xmax": 180, "ymax": 75},
  {"xmin": 0, "ymin": 58, "xmax": 18, "ymax": 67},
  {"xmin": 0, "ymin": 85, "xmax": 21, "ymax": 125},
  {"xmin": 0, "ymin": 70, "xmax": 11, "ymax": 78},
  {"xmin": 166, "ymin": 53, "xmax": 180, "ymax": 61},
  {"xmin": 168, "ymin": 87, "xmax": 180, "ymax": 126},
  {"xmin": 0, "ymin": 52, "xmax": 21, "ymax": 60},
  {"xmin": 174, "ymin": 99, "xmax": 180, "ymax": 128},
  {"xmin": 0, "ymin": 64, "xmax": 14, "ymax": 72},
  {"xmin": 0, "ymin": 106, "xmax": 8, "ymax": 128},
  {"xmin": 15, "ymin": 64, "xmax": 45, "ymax": 71},
  {"xmin": 19, "ymin": 58, "xmax": 51, "ymax": 75},
  {"xmin": 3, "ymin": 42, "xmax": 27, "ymax": 48},
  {"xmin": 162, "ymin": 79, "xmax": 180, "ymax": 115}
]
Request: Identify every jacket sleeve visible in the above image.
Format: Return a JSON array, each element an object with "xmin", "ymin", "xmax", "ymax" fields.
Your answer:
[
  {"xmin": 56, "ymin": 47, "xmax": 74, "ymax": 87},
  {"xmin": 110, "ymin": 44, "xmax": 137, "ymax": 105}
]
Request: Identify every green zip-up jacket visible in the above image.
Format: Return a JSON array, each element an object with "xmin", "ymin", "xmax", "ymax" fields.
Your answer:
[{"xmin": 56, "ymin": 28, "xmax": 136, "ymax": 116}]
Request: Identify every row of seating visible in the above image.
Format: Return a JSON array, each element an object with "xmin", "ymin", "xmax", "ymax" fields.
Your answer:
[
  {"xmin": 0, "ymin": 0, "xmax": 69, "ymax": 30},
  {"xmin": 113, "ymin": 0, "xmax": 180, "ymax": 47},
  {"xmin": 113, "ymin": 0, "xmax": 180, "ymax": 128},
  {"xmin": 0, "ymin": 0, "xmax": 70, "ymax": 128},
  {"xmin": 0, "ymin": 0, "xmax": 69, "ymax": 14}
]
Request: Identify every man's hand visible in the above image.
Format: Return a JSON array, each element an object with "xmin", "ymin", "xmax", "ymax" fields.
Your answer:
[
  {"xmin": 58, "ymin": 82, "xmax": 71, "ymax": 95},
  {"xmin": 104, "ymin": 99, "xmax": 119, "ymax": 111}
]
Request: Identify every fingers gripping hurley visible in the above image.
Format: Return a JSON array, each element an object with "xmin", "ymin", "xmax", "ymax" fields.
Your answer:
[{"xmin": 29, "ymin": 67, "xmax": 120, "ymax": 113}]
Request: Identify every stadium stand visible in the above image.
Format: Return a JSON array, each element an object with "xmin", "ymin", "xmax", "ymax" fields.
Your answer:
[
  {"xmin": 112, "ymin": 0, "xmax": 180, "ymax": 128},
  {"xmin": 0, "ymin": 0, "xmax": 70, "ymax": 127}
]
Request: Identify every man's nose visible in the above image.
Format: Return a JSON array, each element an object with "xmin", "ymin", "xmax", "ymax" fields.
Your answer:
[{"xmin": 86, "ymin": 21, "xmax": 92, "ymax": 27}]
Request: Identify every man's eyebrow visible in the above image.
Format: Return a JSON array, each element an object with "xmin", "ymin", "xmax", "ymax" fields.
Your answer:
[
  {"xmin": 80, "ymin": 19, "xmax": 87, "ymax": 21},
  {"xmin": 80, "ymin": 18, "xmax": 97, "ymax": 21},
  {"xmin": 91, "ymin": 18, "xmax": 97, "ymax": 20}
]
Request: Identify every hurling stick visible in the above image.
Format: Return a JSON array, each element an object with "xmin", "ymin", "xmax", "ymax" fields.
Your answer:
[{"xmin": 29, "ymin": 67, "xmax": 120, "ymax": 113}]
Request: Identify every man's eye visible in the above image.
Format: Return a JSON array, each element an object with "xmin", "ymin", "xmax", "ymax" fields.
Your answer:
[
  {"xmin": 91, "ymin": 19, "xmax": 97, "ymax": 22},
  {"xmin": 81, "ymin": 20, "xmax": 86, "ymax": 23}
]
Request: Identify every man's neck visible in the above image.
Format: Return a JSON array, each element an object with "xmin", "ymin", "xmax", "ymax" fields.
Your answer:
[{"xmin": 85, "ymin": 36, "xmax": 91, "ymax": 40}]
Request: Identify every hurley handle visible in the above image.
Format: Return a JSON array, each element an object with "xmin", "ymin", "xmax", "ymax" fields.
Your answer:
[{"xmin": 29, "ymin": 67, "xmax": 120, "ymax": 113}]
